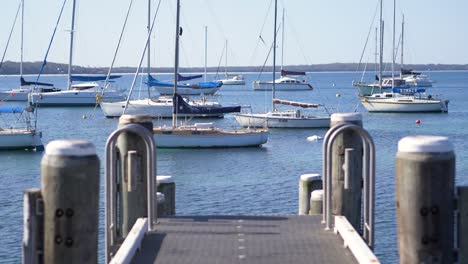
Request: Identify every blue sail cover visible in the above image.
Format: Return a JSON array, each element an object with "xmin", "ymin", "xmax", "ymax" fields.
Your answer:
[
  {"xmin": 147, "ymin": 75, "xmax": 222, "ymax": 89},
  {"xmin": 281, "ymin": 70, "xmax": 306, "ymax": 76},
  {"xmin": 20, "ymin": 77, "xmax": 53, "ymax": 87},
  {"xmin": 173, "ymin": 93, "xmax": 240, "ymax": 115},
  {"xmin": 392, "ymin": 87, "xmax": 426, "ymax": 95},
  {"xmin": 70, "ymin": 75, "xmax": 121, "ymax": 82},
  {"xmin": 0, "ymin": 107, "xmax": 24, "ymax": 113},
  {"xmin": 177, "ymin": 73, "xmax": 202, "ymax": 81}
]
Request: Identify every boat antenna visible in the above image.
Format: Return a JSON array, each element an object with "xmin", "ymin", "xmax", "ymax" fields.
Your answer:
[
  {"xmin": 122, "ymin": 0, "xmax": 161, "ymax": 115},
  {"xmin": 172, "ymin": 0, "xmax": 181, "ymax": 128},
  {"xmin": 272, "ymin": 0, "xmax": 278, "ymax": 111},
  {"xmin": 67, "ymin": 0, "xmax": 77, "ymax": 91}
]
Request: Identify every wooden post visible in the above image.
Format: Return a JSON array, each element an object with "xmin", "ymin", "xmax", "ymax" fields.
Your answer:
[
  {"xmin": 41, "ymin": 140, "xmax": 100, "ymax": 264},
  {"xmin": 298, "ymin": 174, "xmax": 322, "ymax": 215},
  {"xmin": 330, "ymin": 113, "xmax": 363, "ymax": 230},
  {"xmin": 396, "ymin": 135, "xmax": 455, "ymax": 264},
  {"xmin": 23, "ymin": 188, "xmax": 43, "ymax": 264},
  {"xmin": 117, "ymin": 115, "xmax": 154, "ymax": 237},
  {"xmin": 458, "ymin": 186, "xmax": 468, "ymax": 263},
  {"xmin": 310, "ymin": 190, "xmax": 323, "ymax": 215},
  {"xmin": 157, "ymin": 175, "xmax": 175, "ymax": 216}
]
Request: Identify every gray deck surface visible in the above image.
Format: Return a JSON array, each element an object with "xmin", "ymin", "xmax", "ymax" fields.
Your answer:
[{"xmin": 132, "ymin": 215, "xmax": 357, "ymax": 264}]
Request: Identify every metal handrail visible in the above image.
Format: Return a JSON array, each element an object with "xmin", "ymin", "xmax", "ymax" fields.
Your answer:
[
  {"xmin": 105, "ymin": 123, "xmax": 157, "ymax": 263},
  {"xmin": 322, "ymin": 123, "xmax": 375, "ymax": 248}
]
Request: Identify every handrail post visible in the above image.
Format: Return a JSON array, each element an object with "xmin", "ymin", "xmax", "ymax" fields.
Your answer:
[{"xmin": 105, "ymin": 115, "xmax": 157, "ymax": 263}]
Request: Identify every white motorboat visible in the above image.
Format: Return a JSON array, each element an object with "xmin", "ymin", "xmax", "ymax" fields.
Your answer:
[
  {"xmin": 0, "ymin": 106, "xmax": 43, "ymax": 150},
  {"xmin": 355, "ymin": 77, "xmax": 408, "ymax": 96},
  {"xmin": 402, "ymin": 73, "xmax": 433, "ymax": 87},
  {"xmin": 152, "ymin": 0, "xmax": 269, "ymax": 148},
  {"xmin": 360, "ymin": 92, "xmax": 449, "ymax": 113},
  {"xmin": 218, "ymin": 75, "xmax": 245, "ymax": 85},
  {"xmin": 254, "ymin": 75, "xmax": 313, "ymax": 91}
]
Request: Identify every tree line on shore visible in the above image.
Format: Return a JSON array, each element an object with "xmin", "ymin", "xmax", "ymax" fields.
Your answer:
[{"xmin": 1, "ymin": 60, "xmax": 467, "ymax": 75}]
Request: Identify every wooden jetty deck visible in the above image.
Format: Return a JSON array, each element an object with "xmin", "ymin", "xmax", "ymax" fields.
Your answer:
[{"xmin": 132, "ymin": 215, "xmax": 357, "ymax": 264}]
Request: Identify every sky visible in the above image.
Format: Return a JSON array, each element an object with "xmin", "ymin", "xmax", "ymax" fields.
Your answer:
[{"xmin": 1, "ymin": 0, "xmax": 467, "ymax": 68}]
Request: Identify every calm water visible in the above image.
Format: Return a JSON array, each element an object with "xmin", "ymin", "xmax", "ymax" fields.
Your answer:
[{"xmin": 1, "ymin": 71, "xmax": 467, "ymax": 263}]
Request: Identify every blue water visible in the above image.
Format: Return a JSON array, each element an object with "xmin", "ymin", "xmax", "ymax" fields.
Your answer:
[{"xmin": 0, "ymin": 71, "xmax": 467, "ymax": 263}]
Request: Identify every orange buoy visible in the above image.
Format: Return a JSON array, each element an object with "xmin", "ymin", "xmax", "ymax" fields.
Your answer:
[{"xmin": 415, "ymin": 119, "xmax": 421, "ymax": 124}]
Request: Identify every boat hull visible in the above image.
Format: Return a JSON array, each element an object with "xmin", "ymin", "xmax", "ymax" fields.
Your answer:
[
  {"xmin": 0, "ymin": 89, "xmax": 29, "ymax": 101},
  {"xmin": 29, "ymin": 90, "xmax": 125, "ymax": 106},
  {"xmin": 153, "ymin": 127, "xmax": 269, "ymax": 148},
  {"xmin": 218, "ymin": 79, "xmax": 245, "ymax": 85},
  {"xmin": 253, "ymin": 81, "xmax": 312, "ymax": 91},
  {"xmin": 235, "ymin": 113, "xmax": 330, "ymax": 128},
  {"xmin": 361, "ymin": 98, "xmax": 449, "ymax": 113},
  {"xmin": 100, "ymin": 99, "xmax": 224, "ymax": 118},
  {"xmin": 0, "ymin": 130, "xmax": 43, "ymax": 150},
  {"xmin": 153, "ymin": 86, "xmax": 220, "ymax": 96}
]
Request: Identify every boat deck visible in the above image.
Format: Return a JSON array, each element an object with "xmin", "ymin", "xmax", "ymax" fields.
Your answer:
[{"xmin": 131, "ymin": 215, "xmax": 357, "ymax": 264}]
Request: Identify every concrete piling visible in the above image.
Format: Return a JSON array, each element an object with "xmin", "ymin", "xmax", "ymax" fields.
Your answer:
[
  {"xmin": 298, "ymin": 174, "xmax": 322, "ymax": 215},
  {"xmin": 117, "ymin": 115, "xmax": 154, "ymax": 237},
  {"xmin": 329, "ymin": 113, "xmax": 363, "ymax": 230},
  {"xmin": 458, "ymin": 186, "xmax": 468, "ymax": 263},
  {"xmin": 41, "ymin": 140, "xmax": 100, "ymax": 264},
  {"xmin": 310, "ymin": 190, "xmax": 324, "ymax": 215},
  {"xmin": 396, "ymin": 135, "xmax": 455, "ymax": 264},
  {"xmin": 22, "ymin": 188, "xmax": 43, "ymax": 264},
  {"xmin": 157, "ymin": 175, "xmax": 176, "ymax": 216}
]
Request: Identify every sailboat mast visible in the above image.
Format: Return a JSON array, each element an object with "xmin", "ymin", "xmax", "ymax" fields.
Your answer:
[
  {"xmin": 272, "ymin": 0, "xmax": 278, "ymax": 111},
  {"xmin": 281, "ymin": 8, "xmax": 284, "ymax": 71},
  {"xmin": 378, "ymin": 0, "xmax": 383, "ymax": 89},
  {"xmin": 20, "ymin": 0, "xmax": 24, "ymax": 78},
  {"xmin": 67, "ymin": 0, "xmax": 77, "ymax": 90},
  {"xmin": 147, "ymin": 0, "xmax": 151, "ymax": 88},
  {"xmin": 391, "ymin": 0, "xmax": 396, "ymax": 89},
  {"xmin": 400, "ymin": 15, "xmax": 404, "ymax": 79},
  {"xmin": 225, "ymin": 39, "xmax": 228, "ymax": 77},
  {"xmin": 374, "ymin": 27, "xmax": 378, "ymax": 75},
  {"xmin": 204, "ymin": 26, "xmax": 207, "ymax": 82},
  {"xmin": 172, "ymin": 0, "xmax": 181, "ymax": 128}
]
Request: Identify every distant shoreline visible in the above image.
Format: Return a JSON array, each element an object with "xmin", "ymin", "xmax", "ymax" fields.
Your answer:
[{"xmin": 1, "ymin": 61, "xmax": 467, "ymax": 75}]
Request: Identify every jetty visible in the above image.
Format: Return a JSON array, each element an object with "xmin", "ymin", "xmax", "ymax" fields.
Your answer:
[{"xmin": 21, "ymin": 113, "xmax": 468, "ymax": 264}]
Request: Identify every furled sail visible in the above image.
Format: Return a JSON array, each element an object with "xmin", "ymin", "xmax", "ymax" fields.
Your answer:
[
  {"xmin": 280, "ymin": 70, "xmax": 306, "ymax": 76},
  {"xmin": 70, "ymin": 75, "xmax": 121, "ymax": 82},
  {"xmin": 173, "ymin": 93, "xmax": 240, "ymax": 115},
  {"xmin": 273, "ymin": 99, "xmax": 319, "ymax": 108}
]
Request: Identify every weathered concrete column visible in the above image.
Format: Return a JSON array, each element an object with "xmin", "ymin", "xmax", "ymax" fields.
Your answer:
[
  {"xmin": 310, "ymin": 190, "xmax": 324, "ymax": 215},
  {"xmin": 41, "ymin": 140, "xmax": 100, "ymax": 264},
  {"xmin": 157, "ymin": 175, "xmax": 176, "ymax": 216},
  {"xmin": 458, "ymin": 186, "xmax": 468, "ymax": 263},
  {"xmin": 396, "ymin": 135, "xmax": 455, "ymax": 264},
  {"xmin": 298, "ymin": 174, "xmax": 322, "ymax": 215},
  {"xmin": 117, "ymin": 115, "xmax": 154, "ymax": 237},
  {"xmin": 330, "ymin": 113, "xmax": 363, "ymax": 230},
  {"xmin": 23, "ymin": 188, "xmax": 43, "ymax": 264}
]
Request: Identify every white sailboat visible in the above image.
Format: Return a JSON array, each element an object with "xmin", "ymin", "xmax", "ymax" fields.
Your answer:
[
  {"xmin": 0, "ymin": 0, "xmax": 61, "ymax": 101},
  {"xmin": 153, "ymin": 0, "xmax": 269, "ymax": 148},
  {"xmin": 236, "ymin": 5, "xmax": 330, "ymax": 129},
  {"xmin": 360, "ymin": 0, "xmax": 448, "ymax": 113},
  {"xmin": 27, "ymin": 0, "xmax": 124, "ymax": 107},
  {"xmin": 215, "ymin": 40, "xmax": 245, "ymax": 85},
  {"xmin": 253, "ymin": 9, "xmax": 313, "ymax": 92},
  {"xmin": 100, "ymin": 3, "xmax": 238, "ymax": 119},
  {"xmin": 0, "ymin": 106, "xmax": 43, "ymax": 150}
]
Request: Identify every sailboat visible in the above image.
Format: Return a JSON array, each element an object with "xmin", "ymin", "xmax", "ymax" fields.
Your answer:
[
  {"xmin": 100, "ymin": 3, "xmax": 239, "ymax": 119},
  {"xmin": 235, "ymin": 5, "xmax": 330, "ymax": 128},
  {"xmin": 0, "ymin": 0, "xmax": 61, "ymax": 102},
  {"xmin": 153, "ymin": 0, "xmax": 269, "ymax": 148},
  {"xmin": 147, "ymin": 26, "xmax": 222, "ymax": 96},
  {"xmin": 0, "ymin": 106, "xmax": 43, "ymax": 150},
  {"xmin": 215, "ymin": 40, "xmax": 245, "ymax": 85},
  {"xmin": 27, "ymin": 0, "xmax": 124, "ymax": 107},
  {"xmin": 360, "ymin": 0, "xmax": 448, "ymax": 113},
  {"xmin": 253, "ymin": 9, "xmax": 312, "ymax": 92}
]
